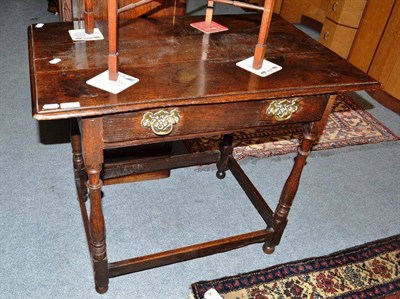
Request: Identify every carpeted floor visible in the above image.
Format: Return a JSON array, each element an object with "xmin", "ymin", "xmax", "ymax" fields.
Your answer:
[
  {"xmin": 0, "ymin": 1, "xmax": 399, "ymax": 298},
  {"xmin": 190, "ymin": 234, "xmax": 400, "ymax": 299}
]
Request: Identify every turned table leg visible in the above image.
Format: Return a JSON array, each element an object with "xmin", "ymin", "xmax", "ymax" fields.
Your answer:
[
  {"xmin": 216, "ymin": 134, "xmax": 233, "ymax": 179},
  {"xmin": 81, "ymin": 117, "xmax": 109, "ymax": 294},
  {"xmin": 264, "ymin": 95, "xmax": 337, "ymax": 253},
  {"xmin": 70, "ymin": 118, "xmax": 87, "ymax": 203}
]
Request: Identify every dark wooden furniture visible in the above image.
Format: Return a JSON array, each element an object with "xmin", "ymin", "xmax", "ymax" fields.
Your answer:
[
  {"xmin": 104, "ymin": 0, "xmax": 275, "ymax": 80},
  {"xmin": 198, "ymin": 0, "xmax": 276, "ymax": 70},
  {"xmin": 28, "ymin": 14, "xmax": 379, "ymax": 293},
  {"xmin": 57, "ymin": 0, "xmax": 187, "ymax": 22},
  {"xmin": 105, "ymin": 0, "xmax": 190, "ymax": 80}
]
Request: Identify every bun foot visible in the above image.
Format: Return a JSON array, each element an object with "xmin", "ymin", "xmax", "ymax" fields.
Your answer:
[
  {"xmin": 96, "ymin": 286, "xmax": 108, "ymax": 294},
  {"xmin": 263, "ymin": 243, "xmax": 275, "ymax": 254},
  {"xmin": 216, "ymin": 170, "xmax": 226, "ymax": 179}
]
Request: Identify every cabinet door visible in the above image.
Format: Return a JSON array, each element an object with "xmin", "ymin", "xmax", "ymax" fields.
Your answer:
[
  {"xmin": 368, "ymin": 0, "xmax": 400, "ymax": 99},
  {"xmin": 348, "ymin": 0, "xmax": 395, "ymax": 72},
  {"xmin": 279, "ymin": 0, "xmax": 304, "ymax": 22}
]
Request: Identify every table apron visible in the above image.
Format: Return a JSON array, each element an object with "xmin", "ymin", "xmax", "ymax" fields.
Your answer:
[{"xmin": 102, "ymin": 95, "xmax": 329, "ymax": 148}]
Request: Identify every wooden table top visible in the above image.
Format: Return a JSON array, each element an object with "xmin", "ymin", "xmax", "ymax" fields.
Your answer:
[{"xmin": 28, "ymin": 15, "xmax": 379, "ymax": 120}]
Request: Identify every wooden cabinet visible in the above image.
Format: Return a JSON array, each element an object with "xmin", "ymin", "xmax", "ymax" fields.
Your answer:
[
  {"xmin": 276, "ymin": 0, "xmax": 330, "ymax": 24},
  {"xmin": 275, "ymin": 0, "xmax": 367, "ymax": 59},
  {"xmin": 325, "ymin": 0, "xmax": 366, "ymax": 27},
  {"xmin": 319, "ymin": 0, "xmax": 367, "ymax": 58},
  {"xmin": 320, "ymin": 18, "xmax": 357, "ymax": 58},
  {"xmin": 349, "ymin": 0, "xmax": 400, "ymax": 101},
  {"xmin": 278, "ymin": 0, "xmax": 304, "ymax": 22},
  {"xmin": 275, "ymin": 0, "xmax": 399, "ymax": 103},
  {"xmin": 361, "ymin": 0, "xmax": 399, "ymax": 100},
  {"xmin": 348, "ymin": 0, "xmax": 395, "ymax": 73}
]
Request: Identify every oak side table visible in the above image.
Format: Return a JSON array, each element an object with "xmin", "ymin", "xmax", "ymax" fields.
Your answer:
[{"xmin": 28, "ymin": 14, "xmax": 379, "ymax": 293}]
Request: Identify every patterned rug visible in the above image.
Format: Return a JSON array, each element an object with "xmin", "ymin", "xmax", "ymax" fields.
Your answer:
[
  {"xmin": 184, "ymin": 95, "xmax": 399, "ymax": 160},
  {"xmin": 190, "ymin": 235, "xmax": 400, "ymax": 299}
]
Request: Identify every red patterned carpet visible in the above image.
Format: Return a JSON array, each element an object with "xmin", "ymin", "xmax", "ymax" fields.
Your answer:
[
  {"xmin": 184, "ymin": 94, "xmax": 399, "ymax": 160},
  {"xmin": 191, "ymin": 235, "xmax": 400, "ymax": 299}
]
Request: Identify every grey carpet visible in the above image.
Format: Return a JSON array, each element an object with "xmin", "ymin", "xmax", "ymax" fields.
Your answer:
[{"xmin": 0, "ymin": 1, "xmax": 399, "ymax": 298}]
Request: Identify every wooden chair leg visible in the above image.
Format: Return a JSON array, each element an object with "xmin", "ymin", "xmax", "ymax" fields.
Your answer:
[
  {"xmin": 205, "ymin": 1, "xmax": 215, "ymax": 27},
  {"xmin": 84, "ymin": 0, "xmax": 94, "ymax": 34},
  {"xmin": 108, "ymin": 0, "xmax": 119, "ymax": 81},
  {"xmin": 253, "ymin": 0, "xmax": 275, "ymax": 69},
  {"xmin": 201, "ymin": 0, "xmax": 275, "ymax": 69}
]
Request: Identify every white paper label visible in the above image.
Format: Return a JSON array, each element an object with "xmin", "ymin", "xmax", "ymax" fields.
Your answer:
[
  {"xmin": 236, "ymin": 56, "xmax": 282, "ymax": 77},
  {"xmin": 43, "ymin": 103, "xmax": 60, "ymax": 110},
  {"xmin": 60, "ymin": 102, "xmax": 80, "ymax": 109},
  {"xmin": 86, "ymin": 70, "xmax": 139, "ymax": 94},
  {"xmin": 49, "ymin": 58, "xmax": 61, "ymax": 64},
  {"xmin": 68, "ymin": 28, "xmax": 104, "ymax": 41}
]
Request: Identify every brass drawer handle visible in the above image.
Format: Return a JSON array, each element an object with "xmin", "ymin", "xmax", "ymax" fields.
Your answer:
[
  {"xmin": 141, "ymin": 109, "xmax": 181, "ymax": 136},
  {"xmin": 323, "ymin": 31, "xmax": 330, "ymax": 41},
  {"xmin": 267, "ymin": 98, "xmax": 300, "ymax": 121}
]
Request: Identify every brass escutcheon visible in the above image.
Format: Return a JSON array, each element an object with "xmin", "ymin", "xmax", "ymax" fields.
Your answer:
[
  {"xmin": 141, "ymin": 109, "xmax": 181, "ymax": 136},
  {"xmin": 266, "ymin": 98, "xmax": 300, "ymax": 121}
]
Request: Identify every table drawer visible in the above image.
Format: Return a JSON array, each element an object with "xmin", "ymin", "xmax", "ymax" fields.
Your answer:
[{"xmin": 102, "ymin": 95, "xmax": 329, "ymax": 147}]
